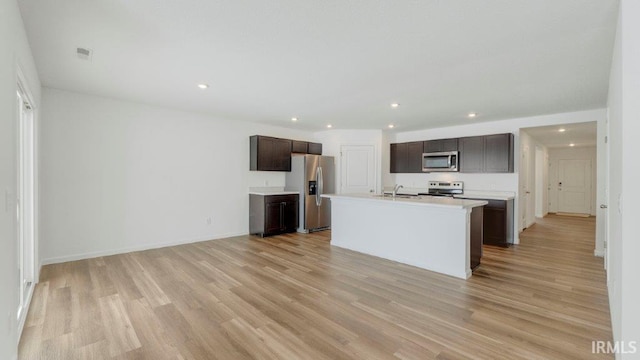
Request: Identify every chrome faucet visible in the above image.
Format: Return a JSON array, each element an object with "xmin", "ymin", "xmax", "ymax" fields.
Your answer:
[{"xmin": 392, "ymin": 184, "xmax": 404, "ymax": 198}]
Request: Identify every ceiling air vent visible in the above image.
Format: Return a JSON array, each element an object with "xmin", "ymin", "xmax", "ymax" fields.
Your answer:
[{"xmin": 76, "ymin": 47, "xmax": 93, "ymax": 61}]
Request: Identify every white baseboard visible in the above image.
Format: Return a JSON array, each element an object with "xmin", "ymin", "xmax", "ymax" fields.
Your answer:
[
  {"xmin": 40, "ymin": 231, "xmax": 248, "ymax": 265},
  {"xmin": 594, "ymin": 249, "xmax": 605, "ymax": 257}
]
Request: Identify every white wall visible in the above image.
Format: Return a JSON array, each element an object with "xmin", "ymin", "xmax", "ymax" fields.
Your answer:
[
  {"xmin": 606, "ymin": 1, "xmax": 640, "ymax": 357},
  {"xmin": 381, "ymin": 131, "xmax": 394, "ymax": 188},
  {"xmin": 314, "ymin": 129, "xmax": 383, "ymax": 194},
  {"xmin": 386, "ymin": 108, "xmax": 606, "ymax": 244},
  {"xmin": 547, "ymin": 146, "xmax": 597, "ymax": 216},
  {"xmin": 39, "ymin": 88, "xmax": 315, "ymax": 264},
  {"xmin": 0, "ymin": 1, "xmax": 41, "ymax": 359}
]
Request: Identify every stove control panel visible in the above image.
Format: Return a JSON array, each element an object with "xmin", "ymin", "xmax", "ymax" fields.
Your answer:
[{"xmin": 428, "ymin": 181, "xmax": 463, "ymax": 190}]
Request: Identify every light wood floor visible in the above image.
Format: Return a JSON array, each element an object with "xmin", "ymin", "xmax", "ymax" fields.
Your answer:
[{"xmin": 19, "ymin": 214, "xmax": 612, "ymax": 359}]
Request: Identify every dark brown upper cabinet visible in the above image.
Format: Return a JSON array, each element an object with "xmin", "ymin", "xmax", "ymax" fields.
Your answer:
[
  {"xmin": 390, "ymin": 141, "xmax": 423, "ymax": 173},
  {"xmin": 390, "ymin": 133, "xmax": 513, "ymax": 174},
  {"xmin": 291, "ymin": 140, "xmax": 308, "ymax": 154},
  {"xmin": 307, "ymin": 142, "xmax": 322, "ymax": 155},
  {"xmin": 459, "ymin": 133, "xmax": 514, "ymax": 173},
  {"xmin": 459, "ymin": 136, "xmax": 485, "ymax": 173},
  {"xmin": 390, "ymin": 143, "xmax": 408, "ymax": 173},
  {"xmin": 424, "ymin": 138, "xmax": 458, "ymax": 153},
  {"xmin": 484, "ymin": 134, "xmax": 514, "ymax": 173},
  {"xmin": 407, "ymin": 141, "xmax": 424, "ymax": 173},
  {"xmin": 292, "ymin": 140, "xmax": 322, "ymax": 155},
  {"xmin": 250, "ymin": 135, "xmax": 292, "ymax": 171}
]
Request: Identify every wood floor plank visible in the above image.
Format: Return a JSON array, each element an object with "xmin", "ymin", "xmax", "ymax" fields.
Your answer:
[
  {"xmin": 19, "ymin": 215, "xmax": 613, "ymax": 359},
  {"xmin": 98, "ymin": 294, "xmax": 142, "ymax": 357}
]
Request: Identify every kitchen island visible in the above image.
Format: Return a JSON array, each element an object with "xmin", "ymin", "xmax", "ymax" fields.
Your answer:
[{"xmin": 323, "ymin": 194, "xmax": 487, "ymax": 279}]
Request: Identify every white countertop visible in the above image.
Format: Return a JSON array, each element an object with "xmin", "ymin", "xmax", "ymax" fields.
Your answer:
[
  {"xmin": 248, "ymin": 187, "xmax": 300, "ymax": 196},
  {"xmin": 382, "ymin": 188, "xmax": 515, "ymax": 201},
  {"xmin": 323, "ymin": 193, "xmax": 487, "ymax": 209},
  {"xmin": 454, "ymin": 190, "xmax": 515, "ymax": 201},
  {"xmin": 249, "ymin": 191, "xmax": 299, "ymax": 196}
]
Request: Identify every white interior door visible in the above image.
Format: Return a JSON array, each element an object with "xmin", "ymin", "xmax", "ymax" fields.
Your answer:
[
  {"xmin": 558, "ymin": 159, "xmax": 591, "ymax": 214},
  {"xmin": 340, "ymin": 145, "xmax": 376, "ymax": 194}
]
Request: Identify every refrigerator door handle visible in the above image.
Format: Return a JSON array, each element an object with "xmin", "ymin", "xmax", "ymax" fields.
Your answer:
[{"xmin": 316, "ymin": 166, "xmax": 323, "ymax": 206}]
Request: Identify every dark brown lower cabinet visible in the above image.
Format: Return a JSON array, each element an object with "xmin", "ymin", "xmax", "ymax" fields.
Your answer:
[
  {"xmin": 482, "ymin": 199, "xmax": 514, "ymax": 246},
  {"xmin": 459, "ymin": 198, "xmax": 514, "ymax": 247},
  {"xmin": 250, "ymin": 194, "xmax": 299, "ymax": 237},
  {"xmin": 470, "ymin": 206, "xmax": 483, "ymax": 271}
]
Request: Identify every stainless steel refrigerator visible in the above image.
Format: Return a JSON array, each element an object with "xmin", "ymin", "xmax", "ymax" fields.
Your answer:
[{"xmin": 285, "ymin": 154, "xmax": 335, "ymax": 233}]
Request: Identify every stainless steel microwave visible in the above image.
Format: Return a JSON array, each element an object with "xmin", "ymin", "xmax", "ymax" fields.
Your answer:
[{"xmin": 422, "ymin": 151, "xmax": 459, "ymax": 172}]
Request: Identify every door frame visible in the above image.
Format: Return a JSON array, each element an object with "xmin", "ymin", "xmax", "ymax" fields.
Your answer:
[
  {"xmin": 603, "ymin": 113, "xmax": 610, "ymax": 272},
  {"xmin": 16, "ymin": 67, "xmax": 38, "ymax": 341},
  {"xmin": 520, "ymin": 144, "xmax": 530, "ymax": 231},
  {"xmin": 534, "ymin": 145, "xmax": 547, "ymax": 218}
]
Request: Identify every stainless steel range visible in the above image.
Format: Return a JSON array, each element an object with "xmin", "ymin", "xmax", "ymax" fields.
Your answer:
[{"xmin": 422, "ymin": 181, "xmax": 464, "ymax": 197}]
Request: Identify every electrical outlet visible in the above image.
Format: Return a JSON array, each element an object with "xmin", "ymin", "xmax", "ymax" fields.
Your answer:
[
  {"xmin": 264, "ymin": 180, "xmax": 269, "ymax": 186},
  {"xmin": 206, "ymin": 217, "xmax": 212, "ymax": 225}
]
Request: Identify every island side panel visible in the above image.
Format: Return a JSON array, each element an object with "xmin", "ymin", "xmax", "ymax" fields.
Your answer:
[
  {"xmin": 469, "ymin": 205, "xmax": 483, "ymax": 270},
  {"xmin": 330, "ymin": 197, "xmax": 470, "ymax": 279}
]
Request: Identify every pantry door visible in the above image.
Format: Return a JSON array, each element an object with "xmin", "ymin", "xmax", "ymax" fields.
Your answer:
[{"xmin": 340, "ymin": 145, "xmax": 376, "ymax": 194}]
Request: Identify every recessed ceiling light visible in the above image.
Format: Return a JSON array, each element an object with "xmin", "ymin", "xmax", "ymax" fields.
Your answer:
[
  {"xmin": 559, "ymin": 128, "xmax": 566, "ymax": 132},
  {"xmin": 197, "ymin": 84, "xmax": 209, "ymax": 89},
  {"xmin": 569, "ymin": 143, "xmax": 575, "ymax": 147},
  {"xmin": 468, "ymin": 112, "xmax": 477, "ymax": 118},
  {"xmin": 388, "ymin": 124, "xmax": 395, "ymax": 129},
  {"xmin": 291, "ymin": 117, "xmax": 298, "ymax": 122},
  {"xmin": 391, "ymin": 103, "xmax": 399, "ymax": 108},
  {"xmin": 327, "ymin": 124, "xmax": 333, "ymax": 128}
]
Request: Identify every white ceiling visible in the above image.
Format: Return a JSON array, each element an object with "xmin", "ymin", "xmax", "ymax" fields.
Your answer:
[
  {"xmin": 523, "ymin": 121, "xmax": 597, "ymax": 148},
  {"xmin": 18, "ymin": 0, "xmax": 619, "ymax": 131}
]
